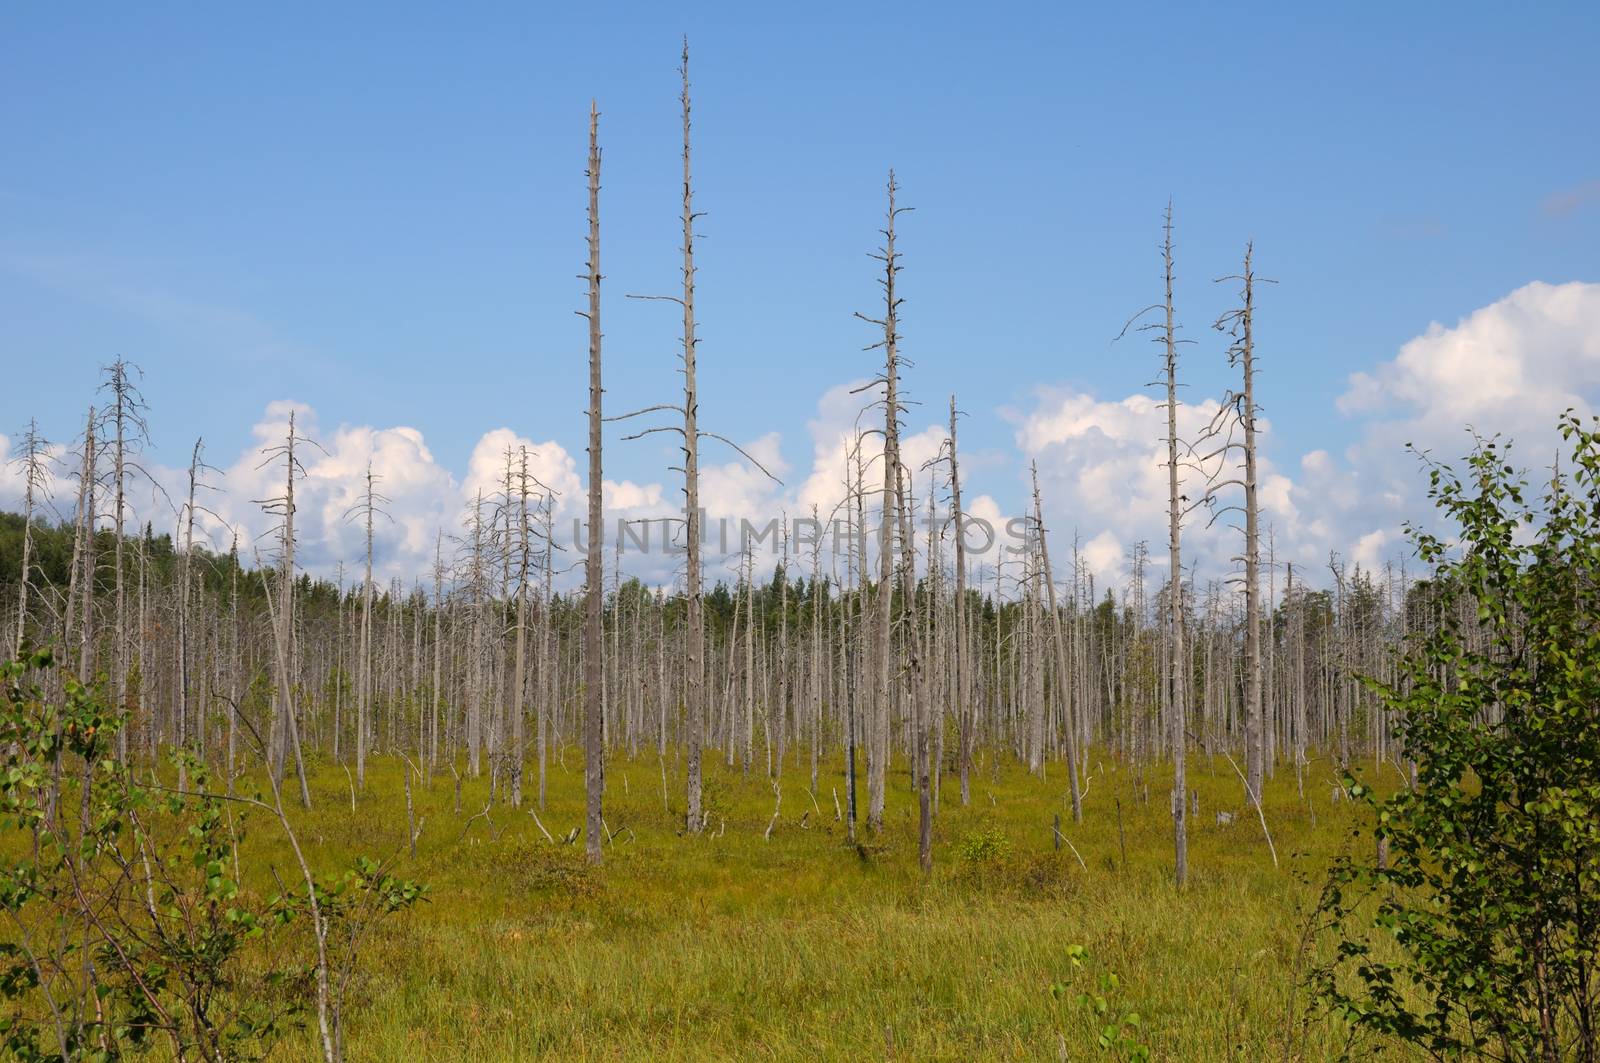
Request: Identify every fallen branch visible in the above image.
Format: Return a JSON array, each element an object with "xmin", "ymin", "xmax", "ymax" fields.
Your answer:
[
  {"xmin": 528, "ymin": 807, "xmax": 556, "ymax": 844},
  {"xmin": 459, "ymin": 798, "xmax": 496, "ymax": 843},
  {"xmin": 764, "ymin": 780, "xmax": 783, "ymax": 841},
  {"xmin": 1052, "ymin": 822, "xmax": 1089, "ymax": 873},
  {"xmin": 1220, "ymin": 749, "xmax": 1279, "ymax": 869}
]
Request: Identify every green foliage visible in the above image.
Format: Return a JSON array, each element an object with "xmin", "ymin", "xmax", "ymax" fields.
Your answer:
[
  {"xmin": 1050, "ymin": 944, "xmax": 1151, "ymax": 1060},
  {"xmin": 0, "ymin": 652, "xmax": 426, "ymax": 1062},
  {"xmin": 955, "ymin": 826, "xmax": 1011, "ymax": 866},
  {"xmin": 1314, "ymin": 415, "xmax": 1600, "ymax": 1060}
]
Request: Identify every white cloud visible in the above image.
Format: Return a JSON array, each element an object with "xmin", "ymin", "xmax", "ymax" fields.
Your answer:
[
  {"xmin": 8, "ymin": 282, "xmax": 1596, "ymax": 598},
  {"xmin": 1011, "ymin": 281, "xmax": 1600, "ymax": 591}
]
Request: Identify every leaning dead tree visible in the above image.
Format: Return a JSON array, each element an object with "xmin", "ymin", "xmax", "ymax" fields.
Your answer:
[{"xmin": 580, "ymin": 99, "xmax": 606, "ymax": 866}]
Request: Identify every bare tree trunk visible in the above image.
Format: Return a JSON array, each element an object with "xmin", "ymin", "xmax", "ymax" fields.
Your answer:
[
  {"xmin": 356, "ymin": 463, "xmax": 378, "ymax": 790},
  {"xmin": 1032, "ymin": 464, "xmax": 1083, "ymax": 822},
  {"xmin": 431, "ymin": 530, "xmax": 444, "ymax": 779},
  {"xmin": 895, "ymin": 467, "xmax": 931, "ymax": 872},
  {"xmin": 1160, "ymin": 204, "xmax": 1188, "ymax": 887},
  {"xmin": 1235, "ymin": 246, "xmax": 1265, "ymax": 802},
  {"xmin": 582, "ymin": 101, "xmax": 606, "ymax": 865},
  {"xmin": 861, "ymin": 171, "xmax": 908, "ymax": 835},
  {"xmin": 177, "ymin": 440, "xmax": 204, "ymax": 791},
  {"xmin": 511, "ymin": 448, "xmax": 531, "ymax": 808},
  {"xmin": 265, "ymin": 411, "xmax": 312, "ymax": 808},
  {"xmin": 539, "ymin": 496, "xmax": 553, "ymax": 808},
  {"xmin": 11, "ymin": 419, "xmax": 49, "ymax": 659},
  {"xmin": 75, "ymin": 408, "xmax": 98, "ymax": 690},
  {"xmin": 948, "ymin": 396, "xmax": 971, "ymax": 807},
  {"xmin": 675, "ymin": 42, "xmax": 708, "ymax": 834}
]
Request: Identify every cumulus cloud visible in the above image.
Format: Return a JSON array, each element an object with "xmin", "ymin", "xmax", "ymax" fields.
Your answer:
[
  {"xmin": 1009, "ymin": 388, "xmax": 1295, "ymax": 587},
  {"xmin": 7, "ymin": 282, "xmax": 1596, "ymax": 598},
  {"xmin": 1012, "ymin": 281, "xmax": 1600, "ymax": 593},
  {"xmin": 1329, "ymin": 281, "xmax": 1600, "ymax": 551}
]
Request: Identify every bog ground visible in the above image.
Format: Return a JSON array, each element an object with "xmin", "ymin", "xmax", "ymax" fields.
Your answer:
[{"xmin": 239, "ymin": 752, "xmax": 1391, "ymax": 1061}]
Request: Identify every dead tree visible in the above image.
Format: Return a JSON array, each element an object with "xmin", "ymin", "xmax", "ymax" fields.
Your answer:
[
  {"xmin": 1158, "ymin": 205, "xmax": 1189, "ymax": 887},
  {"xmin": 613, "ymin": 40, "xmax": 776, "ymax": 830},
  {"xmin": 344, "ymin": 461, "xmax": 390, "ymax": 790},
  {"xmin": 1214, "ymin": 244, "xmax": 1268, "ymax": 800},
  {"xmin": 855, "ymin": 170, "xmax": 912, "ymax": 834},
  {"xmin": 8, "ymin": 419, "xmax": 52, "ymax": 658},
  {"xmin": 946, "ymin": 396, "xmax": 972, "ymax": 806},
  {"xmin": 1031, "ymin": 463, "xmax": 1084, "ymax": 823},
  {"xmin": 176, "ymin": 439, "xmax": 220, "ymax": 788},
  {"xmin": 254, "ymin": 409, "xmax": 314, "ymax": 808},
  {"xmin": 67, "ymin": 406, "xmax": 98, "ymax": 689},
  {"xmin": 580, "ymin": 100, "xmax": 605, "ymax": 865},
  {"xmin": 431, "ymin": 529, "xmax": 445, "ymax": 776},
  {"xmin": 893, "ymin": 464, "xmax": 932, "ymax": 871},
  {"xmin": 100, "ymin": 359, "xmax": 152, "ymax": 761},
  {"xmin": 1119, "ymin": 202, "xmax": 1190, "ymax": 886}
]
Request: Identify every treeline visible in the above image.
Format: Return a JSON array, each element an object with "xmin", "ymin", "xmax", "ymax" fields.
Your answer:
[{"xmin": 2, "ymin": 492, "xmax": 1418, "ymax": 809}]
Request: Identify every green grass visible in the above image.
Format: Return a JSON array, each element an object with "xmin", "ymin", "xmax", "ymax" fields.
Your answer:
[{"xmin": 224, "ymin": 747, "xmax": 1395, "ymax": 1061}]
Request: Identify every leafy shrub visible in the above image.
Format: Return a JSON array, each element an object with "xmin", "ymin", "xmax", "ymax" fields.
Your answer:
[
  {"xmin": 1050, "ymin": 944, "xmax": 1151, "ymax": 1060},
  {"xmin": 0, "ymin": 651, "xmax": 425, "ymax": 1062},
  {"xmin": 956, "ymin": 827, "xmax": 1011, "ymax": 866},
  {"xmin": 1314, "ymin": 418, "xmax": 1600, "ymax": 1061}
]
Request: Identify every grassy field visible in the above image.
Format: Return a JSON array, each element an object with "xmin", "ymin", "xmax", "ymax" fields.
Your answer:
[{"xmin": 212, "ymin": 746, "xmax": 1402, "ymax": 1062}]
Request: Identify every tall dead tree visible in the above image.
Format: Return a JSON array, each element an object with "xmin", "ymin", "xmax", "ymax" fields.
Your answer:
[
  {"xmin": 580, "ymin": 100, "xmax": 606, "ymax": 865},
  {"xmin": 100, "ymin": 359, "xmax": 151, "ymax": 761},
  {"xmin": 1159, "ymin": 205, "xmax": 1189, "ymax": 887},
  {"xmin": 946, "ymin": 396, "xmax": 971, "ymax": 806},
  {"xmin": 1121, "ymin": 202, "xmax": 1190, "ymax": 885},
  {"xmin": 9, "ymin": 419, "xmax": 52, "ymax": 658},
  {"xmin": 1031, "ymin": 463, "xmax": 1084, "ymax": 823},
  {"xmin": 176, "ymin": 439, "xmax": 218, "ymax": 788},
  {"xmin": 509, "ymin": 446, "xmax": 538, "ymax": 809},
  {"xmin": 346, "ymin": 461, "xmax": 389, "ymax": 790},
  {"xmin": 255, "ymin": 410, "xmax": 313, "ymax": 808},
  {"xmin": 430, "ymin": 529, "xmax": 445, "ymax": 775},
  {"xmin": 1216, "ymin": 243, "xmax": 1266, "ymax": 801},
  {"xmin": 676, "ymin": 42, "xmax": 706, "ymax": 835},
  {"xmin": 855, "ymin": 170, "xmax": 911, "ymax": 834},
  {"xmin": 613, "ymin": 41, "xmax": 774, "ymax": 828},
  {"xmin": 69, "ymin": 406, "xmax": 98, "ymax": 688},
  {"xmin": 538, "ymin": 493, "xmax": 555, "ymax": 808}
]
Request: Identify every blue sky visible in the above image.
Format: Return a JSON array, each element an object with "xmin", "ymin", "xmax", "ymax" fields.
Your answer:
[{"xmin": 3, "ymin": 3, "xmax": 1599, "ymax": 586}]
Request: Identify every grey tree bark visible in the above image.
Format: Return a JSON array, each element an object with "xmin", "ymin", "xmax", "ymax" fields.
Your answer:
[{"xmin": 581, "ymin": 101, "xmax": 606, "ymax": 865}]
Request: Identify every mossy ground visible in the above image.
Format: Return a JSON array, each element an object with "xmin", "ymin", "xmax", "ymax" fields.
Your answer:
[{"xmin": 224, "ymin": 747, "xmax": 1402, "ymax": 1061}]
